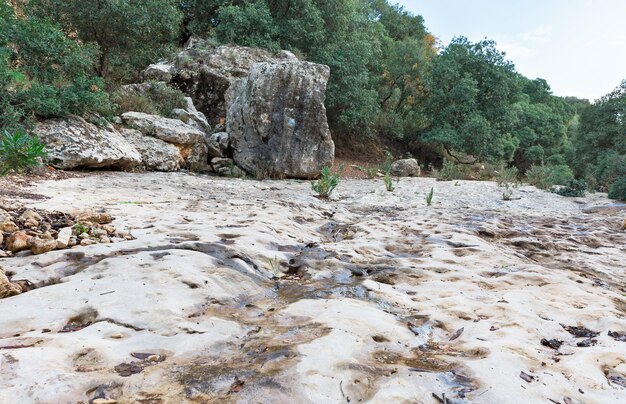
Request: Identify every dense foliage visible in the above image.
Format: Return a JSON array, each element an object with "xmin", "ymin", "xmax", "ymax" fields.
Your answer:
[
  {"xmin": 1, "ymin": 0, "xmax": 623, "ymax": 198},
  {"xmin": 0, "ymin": 130, "xmax": 46, "ymax": 174},
  {"xmin": 0, "ymin": 2, "xmax": 111, "ymax": 131}
]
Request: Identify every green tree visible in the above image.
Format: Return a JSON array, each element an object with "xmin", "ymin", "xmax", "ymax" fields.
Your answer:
[
  {"xmin": 573, "ymin": 80, "xmax": 625, "ymax": 191},
  {"xmin": 28, "ymin": 0, "xmax": 183, "ymax": 83},
  {"xmin": 421, "ymin": 37, "xmax": 521, "ymax": 162}
]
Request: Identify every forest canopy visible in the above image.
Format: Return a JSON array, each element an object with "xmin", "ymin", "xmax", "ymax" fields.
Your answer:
[{"xmin": 1, "ymin": 0, "xmax": 624, "ymax": 198}]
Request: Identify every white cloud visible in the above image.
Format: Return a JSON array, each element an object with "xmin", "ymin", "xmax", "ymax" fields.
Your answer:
[
  {"xmin": 520, "ymin": 25, "xmax": 553, "ymax": 43},
  {"xmin": 496, "ymin": 40, "xmax": 534, "ymax": 61}
]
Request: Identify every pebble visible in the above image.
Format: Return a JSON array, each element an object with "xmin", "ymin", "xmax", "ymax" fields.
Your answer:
[
  {"xmin": 0, "ymin": 220, "xmax": 19, "ymax": 233},
  {"xmin": 80, "ymin": 239, "xmax": 96, "ymax": 246},
  {"xmin": 110, "ymin": 332, "xmax": 124, "ymax": 339},
  {"xmin": 92, "ymin": 399, "xmax": 117, "ymax": 404},
  {"xmin": 56, "ymin": 227, "xmax": 72, "ymax": 249},
  {"xmin": 6, "ymin": 231, "xmax": 32, "ymax": 253},
  {"xmin": 30, "ymin": 238, "xmax": 58, "ymax": 255}
]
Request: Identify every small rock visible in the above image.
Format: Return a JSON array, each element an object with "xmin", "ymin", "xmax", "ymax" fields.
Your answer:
[
  {"xmin": 231, "ymin": 166, "xmax": 247, "ymax": 178},
  {"xmin": 6, "ymin": 231, "xmax": 33, "ymax": 253},
  {"xmin": 68, "ymin": 236, "xmax": 78, "ymax": 247},
  {"xmin": 102, "ymin": 225, "xmax": 116, "ymax": 235},
  {"xmin": 0, "ymin": 221, "xmax": 19, "ymax": 233},
  {"xmin": 0, "ymin": 233, "xmax": 3, "ymax": 245},
  {"xmin": 0, "ymin": 266, "xmax": 22, "ymax": 299},
  {"xmin": 116, "ymin": 230, "xmax": 130, "ymax": 239},
  {"xmin": 92, "ymin": 228, "xmax": 108, "ymax": 237},
  {"xmin": 79, "ymin": 232, "xmax": 90, "ymax": 240},
  {"xmin": 99, "ymin": 236, "xmax": 111, "ymax": 244},
  {"xmin": 217, "ymin": 166, "xmax": 232, "ymax": 176},
  {"xmin": 391, "ymin": 158, "xmax": 421, "ymax": 177},
  {"xmin": 110, "ymin": 332, "xmax": 124, "ymax": 339},
  {"xmin": 78, "ymin": 211, "xmax": 112, "ymax": 225},
  {"xmin": 30, "ymin": 238, "xmax": 58, "ymax": 255},
  {"xmin": 211, "ymin": 157, "xmax": 233, "ymax": 170},
  {"xmin": 56, "ymin": 227, "xmax": 72, "ymax": 249},
  {"xmin": 92, "ymin": 399, "xmax": 118, "ymax": 404},
  {"xmin": 81, "ymin": 239, "xmax": 96, "ymax": 246},
  {"xmin": 40, "ymin": 231, "xmax": 54, "ymax": 240},
  {"xmin": 24, "ymin": 218, "xmax": 39, "ymax": 228},
  {"xmin": 21, "ymin": 210, "xmax": 42, "ymax": 226}
]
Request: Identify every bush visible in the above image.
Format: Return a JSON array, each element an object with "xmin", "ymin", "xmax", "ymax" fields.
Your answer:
[
  {"xmin": 312, "ymin": 167, "xmax": 340, "ymax": 199},
  {"xmin": 608, "ymin": 176, "xmax": 626, "ymax": 201},
  {"xmin": 526, "ymin": 164, "xmax": 574, "ymax": 190},
  {"xmin": 111, "ymin": 82, "xmax": 186, "ymax": 116},
  {"xmin": 434, "ymin": 159, "xmax": 466, "ymax": 181},
  {"xmin": 0, "ymin": 130, "xmax": 47, "ymax": 175},
  {"xmin": 1, "ymin": 4, "xmax": 113, "ymax": 130},
  {"xmin": 496, "ymin": 166, "xmax": 519, "ymax": 187},
  {"xmin": 554, "ymin": 179, "xmax": 587, "ymax": 197}
]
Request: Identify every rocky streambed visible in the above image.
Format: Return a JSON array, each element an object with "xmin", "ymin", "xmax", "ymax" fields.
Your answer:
[{"xmin": 0, "ymin": 173, "xmax": 625, "ymax": 403}]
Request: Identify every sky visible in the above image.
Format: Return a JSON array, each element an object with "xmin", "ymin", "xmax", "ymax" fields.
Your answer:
[{"xmin": 394, "ymin": 0, "xmax": 626, "ymax": 101}]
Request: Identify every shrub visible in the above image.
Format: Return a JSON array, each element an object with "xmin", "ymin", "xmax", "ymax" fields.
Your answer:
[
  {"xmin": 608, "ymin": 176, "xmax": 626, "ymax": 201},
  {"xmin": 554, "ymin": 179, "xmax": 587, "ymax": 197},
  {"xmin": 111, "ymin": 82, "xmax": 186, "ymax": 117},
  {"xmin": 0, "ymin": 130, "xmax": 47, "ymax": 175},
  {"xmin": 312, "ymin": 167, "xmax": 340, "ymax": 199},
  {"xmin": 496, "ymin": 166, "xmax": 519, "ymax": 187},
  {"xmin": 526, "ymin": 164, "xmax": 574, "ymax": 190},
  {"xmin": 434, "ymin": 159, "xmax": 466, "ymax": 181}
]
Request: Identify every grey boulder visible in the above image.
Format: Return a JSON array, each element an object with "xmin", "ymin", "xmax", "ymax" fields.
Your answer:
[
  {"xmin": 166, "ymin": 43, "xmax": 297, "ymax": 126},
  {"xmin": 391, "ymin": 159, "xmax": 421, "ymax": 177},
  {"xmin": 121, "ymin": 112, "xmax": 209, "ymax": 171},
  {"xmin": 34, "ymin": 116, "xmax": 142, "ymax": 170},
  {"xmin": 228, "ymin": 61, "xmax": 335, "ymax": 179},
  {"xmin": 205, "ymin": 132, "xmax": 230, "ymax": 158},
  {"xmin": 121, "ymin": 129, "xmax": 182, "ymax": 172}
]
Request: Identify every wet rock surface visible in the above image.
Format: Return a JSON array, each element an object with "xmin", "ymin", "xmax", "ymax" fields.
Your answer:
[{"xmin": 0, "ymin": 174, "xmax": 625, "ymax": 403}]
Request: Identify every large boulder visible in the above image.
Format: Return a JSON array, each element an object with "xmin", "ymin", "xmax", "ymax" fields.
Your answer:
[
  {"xmin": 34, "ymin": 116, "xmax": 142, "ymax": 170},
  {"xmin": 121, "ymin": 112, "xmax": 209, "ymax": 171},
  {"xmin": 121, "ymin": 129, "xmax": 182, "ymax": 172},
  {"xmin": 121, "ymin": 112, "xmax": 205, "ymax": 145},
  {"xmin": 171, "ymin": 97, "xmax": 212, "ymax": 134},
  {"xmin": 391, "ymin": 159, "xmax": 421, "ymax": 177},
  {"xmin": 227, "ymin": 61, "xmax": 334, "ymax": 179},
  {"xmin": 144, "ymin": 43, "xmax": 297, "ymax": 126}
]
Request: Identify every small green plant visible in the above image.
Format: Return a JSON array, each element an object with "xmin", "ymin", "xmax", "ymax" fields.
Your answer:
[
  {"xmin": 72, "ymin": 222, "xmax": 90, "ymax": 236},
  {"xmin": 496, "ymin": 166, "xmax": 519, "ymax": 187},
  {"xmin": 426, "ymin": 187, "xmax": 434, "ymax": 206},
  {"xmin": 383, "ymin": 172, "xmax": 395, "ymax": 192},
  {"xmin": 0, "ymin": 130, "xmax": 47, "ymax": 175},
  {"xmin": 266, "ymin": 256, "xmax": 281, "ymax": 278},
  {"xmin": 312, "ymin": 166, "xmax": 340, "ymax": 198},
  {"xmin": 554, "ymin": 179, "xmax": 587, "ymax": 197}
]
